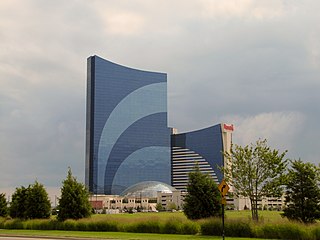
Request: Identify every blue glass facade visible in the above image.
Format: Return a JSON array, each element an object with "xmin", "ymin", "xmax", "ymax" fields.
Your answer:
[
  {"xmin": 171, "ymin": 124, "xmax": 224, "ymax": 191},
  {"xmin": 86, "ymin": 56, "xmax": 171, "ymax": 195}
]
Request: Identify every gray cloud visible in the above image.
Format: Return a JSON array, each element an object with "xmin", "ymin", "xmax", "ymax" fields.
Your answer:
[{"xmin": 1, "ymin": 0, "xmax": 319, "ymax": 197}]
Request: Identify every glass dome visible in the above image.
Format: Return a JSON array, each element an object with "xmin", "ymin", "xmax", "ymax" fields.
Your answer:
[{"xmin": 121, "ymin": 181, "xmax": 177, "ymax": 198}]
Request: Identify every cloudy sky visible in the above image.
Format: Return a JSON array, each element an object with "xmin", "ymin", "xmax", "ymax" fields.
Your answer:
[{"xmin": 1, "ymin": 0, "xmax": 319, "ymax": 200}]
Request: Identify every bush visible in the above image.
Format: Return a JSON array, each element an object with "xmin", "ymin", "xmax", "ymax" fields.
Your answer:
[
  {"xmin": 225, "ymin": 220, "xmax": 253, "ymax": 237},
  {"xmin": 180, "ymin": 221, "xmax": 200, "ymax": 235},
  {"xmin": 200, "ymin": 218, "xmax": 252, "ymax": 237},
  {"xmin": 0, "ymin": 217, "xmax": 6, "ymax": 228},
  {"xmin": 3, "ymin": 219, "xmax": 24, "ymax": 229},
  {"xmin": 162, "ymin": 219, "xmax": 182, "ymax": 234},
  {"xmin": 200, "ymin": 218, "xmax": 317, "ymax": 239},
  {"xmin": 256, "ymin": 222, "xmax": 312, "ymax": 240},
  {"xmin": 63, "ymin": 220, "xmax": 77, "ymax": 231},
  {"xmin": 199, "ymin": 218, "xmax": 222, "ymax": 235},
  {"xmin": 74, "ymin": 221, "xmax": 88, "ymax": 231},
  {"xmin": 155, "ymin": 203, "xmax": 163, "ymax": 211},
  {"xmin": 24, "ymin": 219, "xmax": 53, "ymax": 230},
  {"xmin": 0, "ymin": 213, "xmax": 319, "ymax": 239},
  {"xmin": 87, "ymin": 221, "xmax": 118, "ymax": 232},
  {"xmin": 125, "ymin": 221, "xmax": 161, "ymax": 233},
  {"xmin": 312, "ymin": 226, "xmax": 320, "ymax": 240}
]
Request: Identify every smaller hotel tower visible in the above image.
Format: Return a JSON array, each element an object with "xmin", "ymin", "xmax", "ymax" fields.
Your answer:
[{"xmin": 171, "ymin": 123, "xmax": 234, "ymax": 192}]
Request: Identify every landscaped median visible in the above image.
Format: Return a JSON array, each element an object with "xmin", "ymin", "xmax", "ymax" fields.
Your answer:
[{"xmin": 0, "ymin": 212, "xmax": 319, "ymax": 239}]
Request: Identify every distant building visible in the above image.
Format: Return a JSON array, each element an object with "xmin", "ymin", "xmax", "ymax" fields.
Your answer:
[
  {"xmin": 89, "ymin": 181, "xmax": 183, "ymax": 212},
  {"xmin": 157, "ymin": 190, "xmax": 185, "ymax": 210},
  {"xmin": 231, "ymin": 195, "xmax": 286, "ymax": 211},
  {"xmin": 86, "ymin": 56, "xmax": 171, "ymax": 195}
]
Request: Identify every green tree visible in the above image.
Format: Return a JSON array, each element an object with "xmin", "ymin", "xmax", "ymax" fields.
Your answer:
[
  {"xmin": 9, "ymin": 182, "xmax": 51, "ymax": 219},
  {"xmin": 282, "ymin": 160, "xmax": 320, "ymax": 223},
  {"xmin": 25, "ymin": 181, "xmax": 51, "ymax": 219},
  {"xmin": 223, "ymin": 139, "xmax": 287, "ymax": 221},
  {"xmin": 57, "ymin": 168, "xmax": 91, "ymax": 221},
  {"xmin": 183, "ymin": 166, "xmax": 221, "ymax": 220},
  {"xmin": 167, "ymin": 202, "xmax": 177, "ymax": 211},
  {"xmin": 9, "ymin": 186, "xmax": 28, "ymax": 219},
  {"xmin": 0, "ymin": 193, "xmax": 8, "ymax": 217},
  {"xmin": 155, "ymin": 202, "xmax": 164, "ymax": 211}
]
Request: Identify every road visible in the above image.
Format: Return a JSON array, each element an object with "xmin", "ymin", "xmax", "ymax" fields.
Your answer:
[
  {"xmin": 0, "ymin": 237, "xmax": 94, "ymax": 240},
  {"xmin": 0, "ymin": 238, "xmax": 52, "ymax": 240}
]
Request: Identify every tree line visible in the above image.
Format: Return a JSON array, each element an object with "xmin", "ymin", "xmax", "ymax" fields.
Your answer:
[
  {"xmin": 1, "ymin": 139, "xmax": 319, "ymax": 224},
  {"xmin": 0, "ymin": 168, "xmax": 91, "ymax": 221},
  {"xmin": 183, "ymin": 139, "xmax": 320, "ymax": 224}
]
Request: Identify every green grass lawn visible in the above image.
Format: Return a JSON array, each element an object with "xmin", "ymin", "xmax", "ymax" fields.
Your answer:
[
  {"xmin": 0, "ymin": 229, "xmax": 263, "ymax": 240},
  {"xmin": 226, "ymin": 210, "xmax": 284, "ymax": 222}
]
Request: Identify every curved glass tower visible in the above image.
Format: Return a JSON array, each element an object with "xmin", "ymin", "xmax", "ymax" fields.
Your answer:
[{"xmin": 86, "ymin": 56, "xmax": 171, "ymax": 195}]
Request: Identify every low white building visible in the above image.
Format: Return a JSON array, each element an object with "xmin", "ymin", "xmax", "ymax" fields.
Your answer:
[
  {"xmin": 89, "ymin": 181, "xmax": 184, "ymax": 213},
  {"xmin": 228, "ymin": 195, "xmax": 286, "ymax": 211}
]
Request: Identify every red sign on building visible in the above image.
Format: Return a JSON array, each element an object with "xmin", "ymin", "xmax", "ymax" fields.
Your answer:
[{"xmin": 223, "ymin": 124, "xmax": 234, "ymax": 131}]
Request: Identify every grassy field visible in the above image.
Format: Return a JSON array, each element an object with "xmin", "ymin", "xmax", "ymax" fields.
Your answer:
[
  {"xmin": 0, "ymin": 229, "xmax": 263, "ymax": 240},
  {"xmin": 226, "ymin": 210, "xmax": 284, "ymax": 222}
]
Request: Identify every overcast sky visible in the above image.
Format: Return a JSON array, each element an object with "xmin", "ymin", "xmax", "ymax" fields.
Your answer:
[{"xmin": 1, "ymin": 0, "xmax": 319, "ymax": 200}]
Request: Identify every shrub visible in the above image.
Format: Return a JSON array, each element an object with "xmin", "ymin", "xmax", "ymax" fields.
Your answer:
[
  {"xmin": 201, "ymin": 218, "xmax": 252, "ymax": 237},
  {"xmin": 225, "ymin": 220, "xmax": 253, "ymax": 237},
  {"xmin": 0, "ymin": 217, "xmax": 6, "ymax": 228},
  {"xmin": 4, "ymin": 219, "xmax": 24, "ymax": 229},
  {"xmin": 75, "ymin": 221, "xmax": 88, "ymax": 231},
  {"xmin": 180, "ymin": 221, "xmax": 200, "ymax": 235},
  {"xmin": 199, "ymin": 218, "xmax": 222, "ymax": 236},
  {"xmin": 256, "ymin": 222, "xmax": 312, "ymax": 240},
  {"xmin": 0, "ymin": 212, "xmax": 319, "ymax": 239},
  {"xmin": 162, "ymin": 219, "xmax": 182, "ymax": 234},
  {"xmin": 63, "ymin": 220, "xmax": 77, "ymax": 231},
  {"xmin": 312, "ymin": 226, "xmax": 320, "ymax": 240},
  {"xmin": 125, "ymin": 221, "xmax": 161, "ymax": 233},
  {"xmin": 24, "ymin": 219, "xmax": 53, "ymax": 230},
  {"xmin": 88, "ymin": 221, "xmax": 118, "ymax": 232},
  {"xmin": 155, "ymin": 203, "xmax": 163, "ymax": 211}
]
